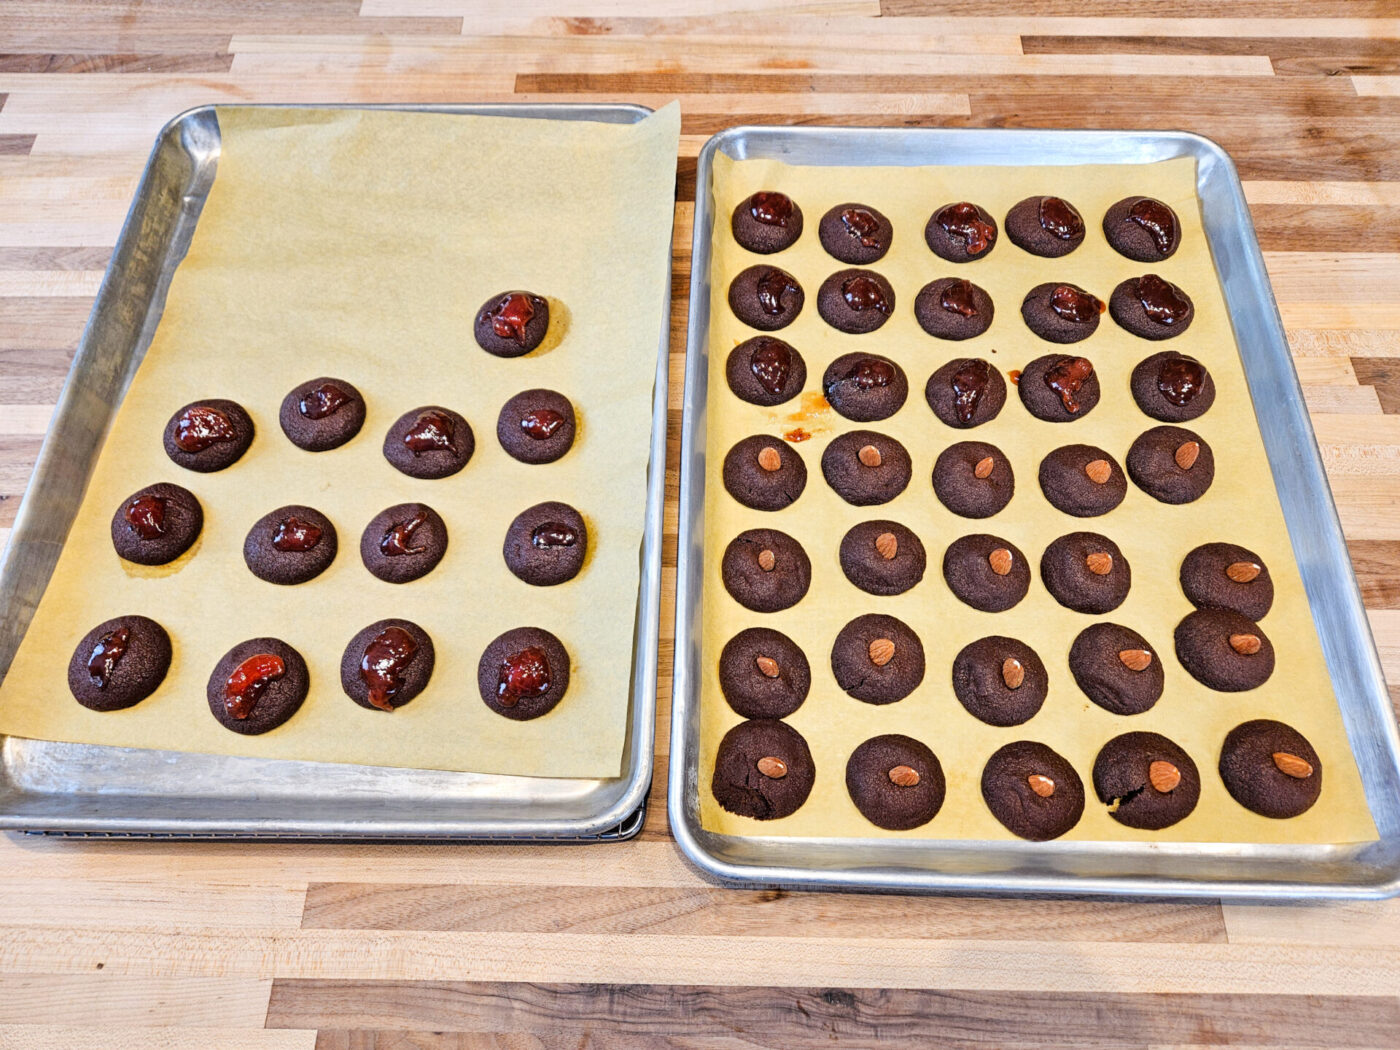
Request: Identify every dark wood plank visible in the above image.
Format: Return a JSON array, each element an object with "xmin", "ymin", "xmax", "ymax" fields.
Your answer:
[
  {"xmin": 0, "ymin": 52, "xmax": 234, "ymax": 72},
  {"xmin": 312, "ymin": 1032, "xmax": 1146, "ymax": 1050},
  {"xmin": 1349, "ymin": 540, "xmax": 1400, "ymax": 609},
  {"xmin": 1021, "ymin": 37, "xmax": 1400, "ymax": 78},
  {"xmin": 1252, "ymin": 205, "xmax": 1400, "ymax": 254},
  {"xmin": 0, "ymin": 247, "xmax": 112, "ymax": 270},
  {"xmin": 1352, "ymin": 358, "xmax": 1400, "ymax": 415},
  {"xmin": 884, "ymin": 0, "xmax": 1395, "ymax": 16},
  {"xmin": 0, "ymin": 135, "xmax": 36, "ymax": 155}
]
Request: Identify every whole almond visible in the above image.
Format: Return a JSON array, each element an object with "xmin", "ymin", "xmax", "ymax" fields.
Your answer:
[
  {"xmin": 1229, "ymin": 632, "xmax": 1262, "ymax": 655},
  {"xmin": 875, "ymin": 531, "xmax": 899, "ymax": 560},
  {"xmin": 974, "ymin": 456, "xmax": 995, "ymax": 479},
  {"xmin": 1118, "ymin": 648, "xmax": 1153, "ymax": 672},
  {"xmin": 1027, "ymin": 774, "xmax": 1056, "ymax": 798},
  {"xmin": 1084, "ymin": 459, "xmax": 1112, "ymax": 485},
  {"xmin": 1272, "ymin": 751, "xmax": 1314, "ymax": 779},
  {"xmin": 757, "ymin": 446, "xmax": 782, "ymax": 472},
  {"xmin": 757, "ymin": 549, "xmax": 776, "ymax": 572},
  {"xmin": 1002, "ymin": 657, "xmax": 1025, "ymax": 690},
  {"xmin": 858, "ymin": 443, "xmax": 882, "ymax": 468},
  {"xmin": 988, "ymin": 547, "xmax": 1013, "ymax": 576},
  {"xmin": 755, "ymin": 656, "xmax": 781, "ymax": 678},
  {"xmin": 1149, "ymin": 760, "xmax": 1181, "ymax": 793},
  {"xmin": 1085, "ymin": 551, "xmax": 1113, "ymax": 576},
  {"xmin": 888, "ymin": 764, "xmax": 921, "ymax": 787},
  {"xmin": 1227, "ymin": 561, "xmax": 1261, "ymax": 583},
  {"xmin": 869, "ymin": 638, "xmax": 896, "ymax": 666},
  {"xmin": 1175, "ymin": 440, "xmax": 1201, "ymax": 471},
  {"xmin": 756, "ymin": 756, "xmax": 788, "ymax": 779}
]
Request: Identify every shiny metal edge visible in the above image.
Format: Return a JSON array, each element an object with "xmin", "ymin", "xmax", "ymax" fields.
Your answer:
[
  {"xmin": 0, "ymin": 102, "xmax": 669, "ymax": 842},
  {"xmin": 669, "ymin": 124, "xmax": 1400, "ymax": 898}
]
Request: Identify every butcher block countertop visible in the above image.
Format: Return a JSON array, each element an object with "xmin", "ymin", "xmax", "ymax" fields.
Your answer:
[{"xmin": 1, "ymin": 2, "xmax": 1399, "ymax": 1047}]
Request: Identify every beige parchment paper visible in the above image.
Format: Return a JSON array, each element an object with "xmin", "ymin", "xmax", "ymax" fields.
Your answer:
[
  {"xmin": 699, "ymin": 151, "xmax": 1378, "ymax": 843},
  {"xmin": 0, "ymin": 103, "xmax": 680, "ymax": 778}
]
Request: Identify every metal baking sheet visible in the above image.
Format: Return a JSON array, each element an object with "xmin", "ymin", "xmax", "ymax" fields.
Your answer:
[
  {"xmin": 669, "ymin": 125, "xmax": 1400, "ymax": 898},
  {"xmin": 0, "ymin": 103, "xmax": 669, "ymax": 841}
]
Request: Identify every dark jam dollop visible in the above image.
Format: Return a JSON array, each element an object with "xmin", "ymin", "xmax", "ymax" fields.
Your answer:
[
  {"xmin": 1157, "ymin": 355, "xmax": 1207, "ymax": 406},
  {"xmin": 271, "ymin": 516, "xmax": 323, "ymax": 553},
  {"xmin": 222, "ymin": 652, "xmax": 286, "ymax": 720},
  {"xmin": 748, "ymin": 339, "xmax": 791, "ymax": 395},
  {"xmin": 937, "ymin": 202, "xmax": 994, "ymax": 256},
  {"xmin": 1126, "ymin": 197, "xmax": 1177, "ymax": 254},
  {"xmin": 748, "ymin": 191, "xmax": 794, "ymax": 227},
  {"xmin": 298, "ymin": 382, "xmax": 351, "ymax": 420},
  {"xmin": 841, "ymin": 357, "xmax": 895, "ymax": 391},
  {"xmin": 123, "ymin": 495, "xmax": 168, "ymax": 540},
  {"xmin": 403, "ymin": 410, "xmax": 455, "ymax": 456},
  {"xmin": 173, "ymin": 405, "xmax": 236, "ymax": 453},
  {"xmin": 1136, "ymin": 273, "xmax": 1191, "ymax": 325},
  {"xmin": 380, "ymin": 512, "xmax": 428, "ymax": 557},
  {"xmin": 489, "ymin": 293, "xmax": 539, "ymax": 344},
  {"xmin": 520, "ymin": 408, "xmax": 565, "ymax": 440},
  {"xmin": 86, "ymin": 626, "xmax": 130, "ymax": 689},
  {"xmin": 360, "ymin": 625, "xmax": 418, "ymax": 712},
  {"xmin": 940, "ymin": 278, "xmax": 978, "ymax": 317},
  {"xmin": 840, "ymin": 207, "xmax": 881, "ymax": 247},
  {"xmin": 531, "ymin": 522, "xmax": 578, "ymax": 549},
  {"xmin": 1038, "ymin": 196, "xmax": 1084, "ymax": 240},
  {"xmin": 951, "ymin": 359, "xmax": 991, "ymax": 424},
  {"xmin": 1049, "ymin": 284, "xmax": 1104, "ymax": 323},
  {"xmin": 755, "ymin": 268, "xmax": 799, "ymax": 316},
  {"xmin": 841, "ymin": 274, "xmax": 891, "ymax": 314},
  {"xmin": 496, "ymin": 645, "xmax": 551, "ymax": 707},
  {"xmin": 1044, "ymin": 356, "xmax": 1095, "ymax": 413}
]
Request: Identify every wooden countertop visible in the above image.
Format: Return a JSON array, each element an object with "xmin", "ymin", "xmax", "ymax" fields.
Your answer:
[{"xmin": 2, "ymin": 3, "xmax": 1399, "ymax": 1047}]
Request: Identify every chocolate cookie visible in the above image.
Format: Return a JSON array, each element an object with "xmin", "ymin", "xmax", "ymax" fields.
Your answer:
[
  {"xmin": 383, "ymin": 406, "xmax": 474, "ymax": 480},
  {"xmin": 951, "ymin": 635, "xmax": 1048, "ymax": 727},
  {"xmin": 821, "ymin": 352, "xmax": 907, "ymax": 422},
  {"xmin": 110, "ymin": 482, "xmax": 203, "ymax": 566},
  {"xmin": 942, "ymin": 533, "xmax": 1031, "ymax": 613},
  {"xmin": 913, "ymin": 277, "xmax": 994, "ymax": 341},
  {"xmin": 838, "ymin": 519, "xmax": 926, "ymax": 596},
  {"xmin": 162, "ymin": 398, "xmax": 254, "ymax": 473},
  {"xmin": 478, "ymin": 626, "xmax": 571, "ymax": 721},
  {"xmin": 830, "ymin": 613, "xmax": 925, "ymax": 705},
  {"xmin": 340, "ymin": 618, "xmax": 435, "ymax": 712},
  {"xmin": 1131, "ymin": 351, "xmax": 1215, "ymax": 424},
  {"xmin": 817, "ymin": 269, "xmax": 895, "ymax": 334},
  {"xmin": 1038, "ymin": 444, "xmax": 1127, "ymax": 517},
  {"xmin": 932, "ymin": 440, "xmax": 1014, "ymax": 519},
  {"xmin": 723, "ymin": 435, "xmax": 807, "ymax": 511},
  {"xmin": 67, "ymin": 615, "xmax": 171, "ymax": 712},
  {"xmin": 1068, "ymin": 622, "xmax": 1163, "ymax": 715},
  {"xmin": 818, "ymin": 203, "xmax": 892, "ymax": 264},
  {"xmin": 1020, "ymin": 283, "xmax": 1104, "ymax": 344},
  {"xmin": 732, "ymin": 191, "xmax": 803, "ymax": 254},
  {"xmin": 718, "ymin": 627, "xmax": 811, "ymax": 720},
  {"xmin": 924, "ymin": 358, "xmax": 1006, "ymax": 428},
  {"xmin": 1104, "ymin": 196, "xmax": 1181, "ymax": 262},
  {"xmin": 1219, "ymin": 719, "xmax": 1322, "ymax": 818},
  {"xmin": 243, "ymin": 504, "xmax": 337, "ymax": 585},
  {"xmin": 360, "ymin": 502, "xmax": 448, "ymax": 584},
  {"xmin": 279, "ymin": 377, "xmax": 365, "ymax": 452},
  {"xmin": 1110, "ymin": 275, "xmax": 1195, "ymax": 340},
  {"xmin": 1004, "ymin": 195, "xmax": 1085, "ymax": 258},
  {"xmin": 496, "ymin": 389, "xmax": 576, "ymax": 465},
  {"xmin": 712, "ymin": 718, "xmax": 815, "ymax": 821},
  {"xmin": 981, "ymin": 740, "xmax": 1085, "ymax": 841},
  {"xmin": 729, "ymin": 265, "xmax": 804, "ymax": 331},
  {"xmin": 925, "ymin": 201, "xmax": 998, "ymax": 263},
  {"xmin": 821, "ymin": 430, "xmax": 912, "ymax": 506},
  {"xmin": 1179, "ymin": 542, "xmax": 1274, "ymax": 620},
  {"xmin": 503, "ymin": 501, "xmax": 587, "ymax": 586},
  {"xmin": 1018, "ymin": 354, "xmax": 1100, "ymax": 422},
  {"xmin": 206, "ymin": 637, "xmax": 308, "ymax": 735},
  {"xmin": 1041, "ymin": 532, "xmax": 1131, "ymax": 614},
  {"xmin": 846, "ymin": 734, "xmax": 945, "ymax": 831},
  {"xmin": 726, "ymin": 336, "xmax": 806, "ymax": 406},
  {"xmin": 1093, "ymin": 731, "xmax": 1201, "ymax": 830},
  {"xmin": 474, "ymin": 290, "xmax": 550, "ymax": 357},
  {"xmin": 721, "ymin": 528, "xmax": 812, "ymax": 613},
  {"xmin": 1127, "ymin": 425, "xmax": 1214, "ymax": 504},
  {"xmin": 1175, "ymin": 608, "xmax": 1275, "ymax": 692}
]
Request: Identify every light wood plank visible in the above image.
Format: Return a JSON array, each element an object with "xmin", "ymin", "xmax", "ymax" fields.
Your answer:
[
  {"xmin": 0, "ymin": 975, "xmax": 273, "ymax": 1027},
  {"xmin": 0, "ymin": 1028, "xmax": 314, "ymax": 1050},
  {"xmin": 1352, "ymin": 76, "xmax": 1400, "ymax": 96}
]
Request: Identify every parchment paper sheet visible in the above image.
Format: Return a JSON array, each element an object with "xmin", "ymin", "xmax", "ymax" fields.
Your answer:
[
  {"xmin": 700, "ymin": 152, "xmax": 1377, "ymax": 843},
  {"xmin": 0, "ymin": 103, "xmax": 680, "ymax": 778}
]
